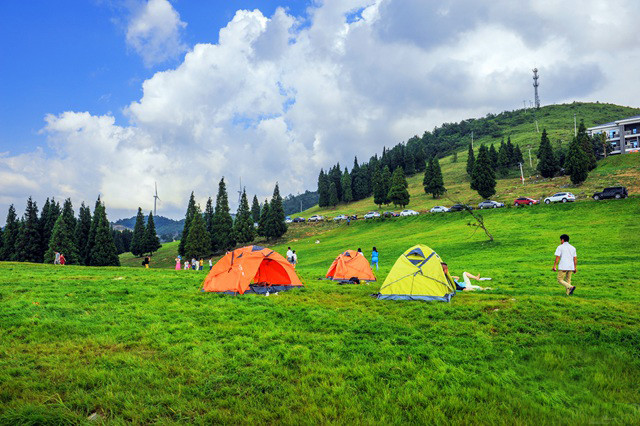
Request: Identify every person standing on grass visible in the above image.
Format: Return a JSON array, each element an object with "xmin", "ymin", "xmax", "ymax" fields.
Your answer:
[
  {"xmin": 553, "ymin": 234, "xmax": 577, "ymax": 295},
  {"xmin": 209, "ymin": 258, "xmax": 213, "ymax": 270},
  {"xmin": 54, "ymin": 251, "xmax": 61, "ymax": 265},
  {"xmin": 286, "ymin": 247, "xmax": 293, "ymax": 265},
  {"xmin": 60, "ymin": 253, "xmax": 66, "ymax": 266},
  {"xmin": 292, "ymin": 250, "xmax": 298, "ymax": 268},
  {"xmin": 199, "ymin": 258, "xmax": 204, "ymax": 270},
  {"xmin": 371, "ymin": 247, "xmax": 379, "ymax": 270},
  {"xmin": 175, "ymin": 256, "xmax": 181, "ymax": 270}
]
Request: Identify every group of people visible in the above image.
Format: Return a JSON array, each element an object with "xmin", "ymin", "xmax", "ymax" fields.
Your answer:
[
  {"xmin": 286, "ymin": 247, "xmax": 298, "ymax": 268},
  {"xmin": 173, "ymin": 256, "xmax": 213, "ymax": 271},
  {"xmin": 53, "ymin": 252, "xmax": 66, "ymax": 265}
]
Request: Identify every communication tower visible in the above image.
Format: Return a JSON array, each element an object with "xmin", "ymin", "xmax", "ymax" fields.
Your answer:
[{"xmin": 532, "ymin": 68, "xmax": 540, "ymax": 109}]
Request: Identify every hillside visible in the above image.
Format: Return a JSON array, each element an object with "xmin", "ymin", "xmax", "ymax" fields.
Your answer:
[
  {"xmin": 299, "ymin": 102, "xmax": 640, "ymax": 218},
  {"xmin": 4, "ymin": 198, "xmax": 640, "ymax": 423},
  {"xmin": 113, "ymin": 215, "xmax": 185, "ymax": 240}
]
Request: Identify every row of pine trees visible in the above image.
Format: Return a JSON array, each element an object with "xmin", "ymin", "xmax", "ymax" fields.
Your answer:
[
  {"xmin": 0, "ymin": 196, "xmax": 120, "ymax": 266},
  {"xmin": 129, "ymin": 209, "xmax": 162, "ymax": 257},
  {"xmin": 177, "ymin": 178, "xmax": 287, "ymax": 259}
]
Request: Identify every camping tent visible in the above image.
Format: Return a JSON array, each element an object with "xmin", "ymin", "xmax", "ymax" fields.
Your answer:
[
  {"xmin": 376, "ymin": 244, "xmax": 456, "ymax": 301},
  {"xmin": 201, "ymin": 245, "xmax": 303, "ymax": 294},
  {"xmin": 325, "ymin": 250, "xmax": 376, "ymax": 282}
]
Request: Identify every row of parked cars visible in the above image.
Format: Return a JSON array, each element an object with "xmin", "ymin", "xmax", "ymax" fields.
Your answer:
[{"xmin": 286, "ymin": 187, "xmax": 629, "ymax": 223}]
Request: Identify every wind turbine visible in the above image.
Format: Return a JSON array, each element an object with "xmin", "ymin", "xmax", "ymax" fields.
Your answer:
[
  {"xmin": 238, "ymin": 177, "xmax": 243, "ymax": 205},
  {"xmin": 153, "ymin": 182, "xmax": 160, "ymax": 216}
]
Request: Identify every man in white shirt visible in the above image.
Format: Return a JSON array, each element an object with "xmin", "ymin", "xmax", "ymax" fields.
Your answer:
[
  {"xmin": 552, "ymin": 234, "xmax": 577, "ymax": 295},
  {"xmin": 286, "ymin": 247, "xmax": 293, "ymax": 264}
]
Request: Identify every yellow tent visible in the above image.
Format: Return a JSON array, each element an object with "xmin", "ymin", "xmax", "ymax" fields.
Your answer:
[{"xmin": 376, "ymin": 244, "xmax": 456, "ymax": 302}]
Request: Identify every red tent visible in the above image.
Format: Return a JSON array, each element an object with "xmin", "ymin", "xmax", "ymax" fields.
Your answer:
[{"xmin": 326, "ymin": 250, "xmax": 376, "ymax": 282}]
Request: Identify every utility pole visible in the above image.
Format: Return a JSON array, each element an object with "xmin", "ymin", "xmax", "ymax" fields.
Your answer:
[
  {"xmin": 523, "ymin": 100, "xmax": 527, "ymax": 109},
  {"xmin": 527, "ymin": 145, "xmax": 533, "ymax": 168},
  {"xmin": 519, "ymin": 162, "xmax": 525, "ymax": 185}
]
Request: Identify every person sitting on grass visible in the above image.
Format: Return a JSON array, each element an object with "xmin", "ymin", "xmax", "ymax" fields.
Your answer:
[{"xmin": 441, "ymin": 262, "xmax": 492, "ymax": 291}]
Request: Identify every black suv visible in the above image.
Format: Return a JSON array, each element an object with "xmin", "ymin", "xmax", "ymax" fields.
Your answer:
[
  {"xmin": 592, "ymin": 187, "xmax": 628, "ymax": 200},
  {"xmin": 449, "ymin": 204, "xmax": 474, "ymax": 212}
]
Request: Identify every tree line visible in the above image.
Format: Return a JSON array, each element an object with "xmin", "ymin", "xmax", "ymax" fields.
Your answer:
[
  {"xmin": 0, "ymin": 196, "xmax": 120, "ymax": 266},
  {"xmin": 177, "ymin": 178, "xmax": 287, "ymax": 259},
  {"xmin": 129, "ymin": 209, "xmax": 162, "ymax": 257}
]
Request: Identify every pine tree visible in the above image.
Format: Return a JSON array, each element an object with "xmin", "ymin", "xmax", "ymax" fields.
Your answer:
[
  {"xmin": 1, "ymin": 205, "xmax": 19, "ymax": 261},
  {"xmin": 514, "ymin": 144, "xmax": 524, "ymax": 165},
  {"xmin": 211, "ymin": 178, "xmax": 235, "ymax": 252},
  {"xmin": 358, "ymin": 163, "xmax": 371, "ymax": 198},
  {"xmin": 45, "ymin": 215, "xmax": 78, "ymax": 264},
  {"xmin": 16, "ymin": 197, "xmax": 41, "ymax": 263},
  {"xmin": 178, "ymin": 192, "xmax": 197, "ymax": 257},
  {"xmin": 471, "ymin": 145, "xmax": 497, "ymax": 199},
  {"xmin": 506, "ymin": 137, "xmax": 516, "ymax": 166},
  {"xmin": 250, "ymin": 195, "xmax": 261, "ymax": 224},
  {"xmin": 258, "ymin": 200, "xmax": 270, "ymax": 237},
  {"xmin": 330, "ymin": 163, "xmax": 343, "ymax": 201},
  {"xmin": 466, "ymin": 143, "xmax": 475, "ymax": 176},
  {"xmin": 489, "ymin": 144, "xmax": 498, "ymax": 170},
  {"xmin": 328, "ymin": 182, "xmax": 338, "ymax": 207},
  {"xmin": 120, "ymin": 229, "xmax": 133, "ymax": 252},
  {"xmin": 565, "ymin": 136, "xmax": 589, "ymax": 185},
  {"xmin": 388, "ymin": 167, "xmax": 410, "ymax": 208},
  {"xmin": 130, "ymin": 207, "xmax": 146, "ymax": 256},
  {"xmin": 40, "ymin": 198, "xmax": 60, "ymax": 262},
  {"xmin": 184, "ymin": 206, "xmax": 211, "ymax": 259},
  {"xmin": 381, "ymin": 165, "xmax": 392, "ymax": 205},
  {"xmin": 89, "ymin": 201, "xmax": 120, "ymax": 266},
  {"xmin": 372, "ymin": 165, "xmax": 385, "ymax": 208},
  {"xmin": 266, "ymin": 183, "xmax": 287, "ymax": 240},
  {"xmin": 351, "ymin": 158, "xmax": 361, "ymax": 201},
  {"xmin": 112, "ymin": 230, "xmax": 124, "ymax": 255},
  {"xmin": 404, "ymin": 148, "xmax": 416, "ymax": 175},
  {"xmin": 317, "ymin": 169, "xmax": 329, "ymax": 207},
  {"xmin": 536, "ymin": 129, "xmax": 559, "ymax": 178},
  {"xmin": 497, "ymin": 141, "xmax": 510, "ymax": 176},
  {"xmin": 0, "ymin": 227, "xmax": 3, "ymax": 259},
  {"xmin": 61, "ymin": 199, "xmax": 76, "ymax": 235},
  {"xmin": 234, "ymin": 190, "xmax": 255, "ymax": 244},
  {"xmin": 38, "ymin": 198, "xmax": 51, "ymax": 260},
  {"xmin": 577, "ymin": 120, "xmax": 597, "ymax": 170},
  {"xmin": 424, "ymin": 158, "xmax": 446, "ymax": 198},
  {"xmin": 144, "ymin": 211, "xmax": 162, "ymax": 255},
  {"xmin": 74, "ymin": 202, "xmax": 92, "ymax": 265},
  {"xmin": 85, "ymin": 197, "xmax": 102, "ymax": 262},
  {"xmin": 341, "ymin": 168, "xmax": 353, "ymax": 203},
  {"xmin": 204, "ymin": 197, "xmax": 214, "ymax": 241}
]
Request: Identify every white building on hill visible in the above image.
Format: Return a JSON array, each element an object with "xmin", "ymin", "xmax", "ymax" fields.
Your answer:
[{"xmin": 588, "ymin": 115, "xmax": 640, "ymax": 155}]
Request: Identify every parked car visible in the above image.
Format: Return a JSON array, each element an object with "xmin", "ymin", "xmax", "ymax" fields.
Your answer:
[
  {"xmin": 364, "ymin": 211, "xmax": 381, "ymax": 219},
  {"xmin": 292, "ymin": 217, "xmax": 305, "ymax": 223},
  {"xmin": 544, "ymin": 192, "xmax": 576, "ymax": 204},
  {"xmin": 430, "ymin": 206, "xmax": 449, "ymax": 213},
  {"xmin": 449, "ymin": 204, "xmax": 474, "ymax": 212},
  {"xmin": 308, "ymin": 215, "xmax": 324, "ymax": 222},
  {"xmin": 383, "ymin": 211, "xmax": 399, "ymax": 217},
  {"xmin": 285, "ymin": 216, "xmax": 292, "ymax": 223},
  {"xmin": 349, "ymin": 214, "xmax": 358, "ymax": 220},
  {"xmin": 592, "ymin": 186, "xmax": 628, "ymax": 200},
  {"xmin": 399, "ymin": 209, "xmax": 419, "ymax": 216},
  {"xmin": 514, "ymin": 197, "xmax": 539, "ymax": 206},
  {"xmin": 478, "ymin": 200, "xmax": 505, "ymax": 209},
  {"xmin": 333, "ymin": 214, "xmax": 348, "ymax": 221}
]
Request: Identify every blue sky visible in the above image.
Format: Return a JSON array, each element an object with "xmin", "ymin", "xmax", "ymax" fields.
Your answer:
[
  {"xmin": 1, "ymin": 0, "xmax": 639, "ymax": 222},
  {"xmin": 0, "ymin": 0, "xmax": 311, "ymax": 155}
]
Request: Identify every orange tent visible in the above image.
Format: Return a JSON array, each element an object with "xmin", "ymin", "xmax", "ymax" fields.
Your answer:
[
  {"xmin": 202, "ymin": 245, "xmax": 303, "ymax": 294},
  {"xmin": 325, "ymin": 250, "xmax": 376, "ymax": 283}
]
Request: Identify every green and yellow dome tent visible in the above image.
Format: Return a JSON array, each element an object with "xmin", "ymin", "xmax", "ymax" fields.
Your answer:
[{"xmin": 376, "ymin": 244, "xmax": 456, "ymax": 302}]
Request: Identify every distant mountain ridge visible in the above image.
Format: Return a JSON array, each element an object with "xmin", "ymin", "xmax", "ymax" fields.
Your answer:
[{"xmin": 113, "ymin": 215, "xmax": 185, "ymax": 240}]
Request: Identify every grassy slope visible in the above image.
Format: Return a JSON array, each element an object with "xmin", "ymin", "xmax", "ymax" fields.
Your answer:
[
  {"xmin": 3, "ymin": 198, "xmax": 640, "ymax": 424},
  {"xmin": 298, "ymin": 102, "xmax": 640, "ymax": 218}
]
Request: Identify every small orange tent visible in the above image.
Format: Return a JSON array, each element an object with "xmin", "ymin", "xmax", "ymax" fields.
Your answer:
[
  {"xmin": 325, "ymin": 250, "xmax": 376, "ymax": 283},
  {"xmin": 202, "ymin": 245, "xmax": 303, "ymax": 294}
]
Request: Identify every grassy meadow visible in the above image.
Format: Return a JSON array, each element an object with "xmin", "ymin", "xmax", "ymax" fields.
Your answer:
[{"xmin": 2, "ymin": 198, "xmax": 640, "ymax": 424}]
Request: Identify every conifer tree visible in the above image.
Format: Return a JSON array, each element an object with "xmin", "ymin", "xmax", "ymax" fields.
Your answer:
[
  {"xmin": 211, "ymin": 178, "xmax": 235, "ymax": 252},
  {"xmin": 1, "ymin": 205, "xmax": 19, "ymax": 261},
  {"xmin": 85, "ymin": 197, "xmax": 102, "ymax": 263},
  {"xmin": 61, "ymin": 199, "xmax": 76, "ymax": 234},
  {"xmin": 112, "ymin": 229, "xmax": 125, "ymax": 255},
  {"xmin": 266, "ymin": 183, "xmax": 287, "ymax": 240},
  {"xmin": 466, "ymin": 143, "xmax": 475, "ymax": 176},
  {"xmin": 144, "ymin": 211, "xmax": 162, "ymax": 255},
  {"xmin": 204, "ymin": 197, "xmax": 214, "ymax": 240},
  {"xmin": 341, "ymin": 168, "xmax": 353, "ymax": 203},
  {"xmin": 184, "ymin": 206, "xmax": 211, "ymax": 259},
  {"xmin": 328, "ymin": 182, "xmax": 338, "ymax": 207},
  {"xmin": 16, "ymin": 197, "xmax": 41, "ymax": 263},
  {"xmin": 577, "ymin": 120, "xmax": 597, "ymax": 170},
  {"xmin": 89, "ymin": 200, "xmax": 120, "ymax": 266},
  {"xmin": 536, "ymin": 129, "xmax": 559, "ymax": 178},
  {"xmin": 130, "ymin": 207, "xmax": 146, "ymax": 256},
  {"xmin": 404, "ymin": 149, "xmax": 416, "ymax": 175},
  {"xmin": 351, "ymin": 158, "xmax": 361, "ymax": 201},
  {"xmin": 489, "ymin": 144, "xmax": 498, "ymax": 170},
  {"xmin": 514, "ymin": 144, "xmax": 524, "ymax": 165},
  {"xmin": 234, "ymin": 190, "xmax": 255, "ymax": 244},
  {"xmin": 471, "ymin": 145, "xmax": 497, "ymax": 199},
  {"xmin": 358, "ymin": 163, "xmax": 371, "ymax": 198},
  {"xmin": 497, "ymin": 142, "xmax": 510, "ymax": 176},
  {"xmin": 506, "ymin": 137, "xmax": 516, "ymax": 166},
  {"xmin": 178, "ymin": 192, "xmax": 197, "ymax": 257},
  {"xmin": 317, "ymin": 169, "xmax": 329, "ymax": 207},
  {"xmin": 74, "ymin": 202, "xmax": 92, "ymax": 265},
  {"xmin": 40, "ymin": 198, "xmax": 60, "ymax": 261},
  {"xmin": 424, "ymin": 158, "xmax": 446, "ymax": 199},
  {"xmin": 372, "ymin": 165, "xmax": 385, "ymax": 208},
  {"xmin": 381, "ymin": 165, "xmax": 392, "ymax": 205},
  {"xmin": 329, "ymin": 163, "xmax": 343, "ymax": 201},
  {"xmin": 565, "ymin": 136, "xmax": 589, "ymax": 185},
  {"xmin": 258, "ymin": 200, "xmax": 270, "ymax": 237},
  {"xmin": 251, "ymin": 195, "xmax": 261, "ymax": 224},
  {"xmin": 0, "ymin": 227, "xmax": 3, "ymax": 259},
  {"xmin": 45, "ymin": 215, "xmax": 78, "ymax": 264},
  {"xmin": 39, "ymin": 198, "xmax": 51, "ymax": 260},
  {"xmin": 388, "ymin": 167, "xmax": 410, "ymax": 208}
]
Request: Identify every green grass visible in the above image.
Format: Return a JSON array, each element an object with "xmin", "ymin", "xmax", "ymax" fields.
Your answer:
[{"xmin": 3, "ymin": 198, "xmax": 640, "ymax": 423}]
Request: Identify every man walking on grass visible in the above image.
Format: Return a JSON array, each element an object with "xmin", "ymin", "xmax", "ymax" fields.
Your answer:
[{"xmin": 552, "ymin": 234, "xmax": 577, "ymax": 295}]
